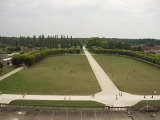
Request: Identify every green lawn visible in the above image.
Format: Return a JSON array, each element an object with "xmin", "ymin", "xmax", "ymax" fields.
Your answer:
[
  {"xmin": 0, "ymin": 55, "xmax": 101, "ymax": 95},
  {"xmin": 9, "ymin": 100, "xmax": 105, "ymax": 107},
  {"xmin": 94, "ymin": 55, "xmax": 160, "ymax": 95},
  {"xmin": 0, "ymin": 66, "xmax": 15, "ymax": 76},
  {"xmin": 133, "ymin": 100, "xmax": 160, "ymax": 107}
]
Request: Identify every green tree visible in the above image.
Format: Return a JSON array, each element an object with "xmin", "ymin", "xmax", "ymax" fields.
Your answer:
[{"xmin": 24, "ymin": 54, "xmax": 35, "ymax": 66}]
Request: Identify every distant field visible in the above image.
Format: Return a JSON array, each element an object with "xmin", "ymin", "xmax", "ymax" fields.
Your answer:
[
  {"xmin": 9, "ymin": 100, "xmax": 105, "ymax": 107},
  {"xmin": 0, "ymin": 55, "xmax": 101, "ymax": 95},
  {"xmin": 0, "ymin": 66, "xmax": 15, "ymax": 76},
  {"xmin": 94, "ymin": 55, "xmax": 160, "ymax": 95}
]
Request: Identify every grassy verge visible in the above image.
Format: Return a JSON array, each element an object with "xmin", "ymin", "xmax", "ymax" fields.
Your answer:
[
  {"xmin": 9, "ymin": 100, "xmax": 105, "ymax": 107},
  {"xmin": 0, "ymin": 55, "xmax": 101, "ymax": 95},
  {"xmin": 133, "ymin": 100, "xmax": 160, "ymax": 107},
  {"xmin": 94, "ymin": 55, "xmax": 160, "ymax": 95},
  {"xmin": 0, "ymin": 66, "xmax": 15, "ymax": 76}
]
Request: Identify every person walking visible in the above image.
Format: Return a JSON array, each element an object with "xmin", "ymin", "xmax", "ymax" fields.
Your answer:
[
  {"xmin": 116, "ymin": 94, "xmax": 118, "ymax": 100},
  {"xmin": 22, "ymin": 93, "xmax": 25, "ymax": 98},
  {"xmin": 92, "ymin": 94, "xmax": 95, "ymax": 98}
]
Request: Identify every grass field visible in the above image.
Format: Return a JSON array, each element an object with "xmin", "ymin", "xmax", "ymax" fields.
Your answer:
[
  {"xmin": 0, "ymin": 66, "xmax": 15, "ymax": 76},
  {"xmin": 94, "ymin": 55, "xmax": 160, "ymax": 95},
  {"xmin": 0, "ymin": 55, "xmax": 101, "ymax": 95},
  {"xmin": 9, "ymin": 100, "xmax": 105, "ymax": 107}
]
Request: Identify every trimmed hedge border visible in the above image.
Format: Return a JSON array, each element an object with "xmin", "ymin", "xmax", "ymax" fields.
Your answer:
[
  {"xmin": 12, "ymin": 48, "xmax": 80, "ymax": 66},
  {"xmin": 92, "ymin": 49, "xmax": 160, "ymax": 67}
]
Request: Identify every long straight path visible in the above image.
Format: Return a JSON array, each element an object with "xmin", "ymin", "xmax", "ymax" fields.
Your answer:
[{"xmin": 83, "ymin": 47, "xmax": 119, "ymax": 96}]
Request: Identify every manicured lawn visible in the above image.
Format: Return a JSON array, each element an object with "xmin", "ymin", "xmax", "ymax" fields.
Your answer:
[
  {"xmin": 133, "ymin": 100, "xmax": 160, "ymax": 107},
  {"xmin": 94, "ymin": 55, "xmax": 160, "ymax": 95},
  {"xmin": 0, "ymin": 66, "xmax": 15, "ymax": 76},
  {"xmin": 9, "ymin": 100, "xmax": 105, "ymax": 107},
  {"xmin": 0, "ymin": 55, "xmax": 101, "ymax": 95}
]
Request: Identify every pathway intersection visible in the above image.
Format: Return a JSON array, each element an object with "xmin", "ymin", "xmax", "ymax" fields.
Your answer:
[{"xmin": 0, "ymin": 47, "xmax": 159, "ymax": 107}]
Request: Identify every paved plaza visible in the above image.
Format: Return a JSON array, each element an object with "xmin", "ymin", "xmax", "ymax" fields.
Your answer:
[{"xmin": 0, "ymin": 108, "xmax": 160, "ymax": 120}]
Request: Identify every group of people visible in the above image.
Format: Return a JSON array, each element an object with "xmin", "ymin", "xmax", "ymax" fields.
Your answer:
[
  {"xmin": 116, "ymin": 91, "xmax": 123, "ymax": 100},
  {"xmin": 64, "ymin": 96, "xmax": 71, "ymax": 100}
]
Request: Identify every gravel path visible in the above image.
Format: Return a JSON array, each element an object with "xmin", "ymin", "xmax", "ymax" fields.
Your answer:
[
  {"xmin": 83, "ymin": 47, "xmax": 119, "ymax": 96},
  {"xmin": 0, "ymin": 66, "xmax": 24, "ymax": 81}
]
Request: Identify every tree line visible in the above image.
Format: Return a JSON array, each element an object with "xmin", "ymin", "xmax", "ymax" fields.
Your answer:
[
  {"xmin": 93, "ymin": 48, "xmax": 160, "ymax": 66},
  {"xmin": 0, "ymin": 35, "xmax": 83, "ymax": 49},
  {"xmin": 12, "ymin": 48, "xmax": 80, "ymax": 66},
  {"xmin": 86, "ymin": 37, "xmax": 160, "ymax": 51},
  {"xmin": 86, "ymin": 37, "xmax": 133, "ymax": 50}
]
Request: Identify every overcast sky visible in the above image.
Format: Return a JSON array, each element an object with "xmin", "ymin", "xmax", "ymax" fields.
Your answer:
[{"xmin": 0, "ymin": 0, "xmax": 160, "ymax": 38}]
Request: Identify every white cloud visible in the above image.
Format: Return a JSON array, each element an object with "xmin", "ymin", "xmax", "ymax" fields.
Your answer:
[{"xmin": 0, "ymin": 0, "xmax": 159, "ymax": 38}]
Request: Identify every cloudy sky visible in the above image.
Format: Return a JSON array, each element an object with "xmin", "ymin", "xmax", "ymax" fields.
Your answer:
[{"xmin": 0, "ymin": 0, "xmax": 160, "ymax": 38}]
